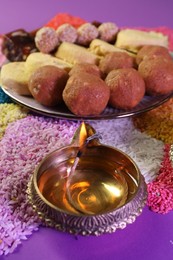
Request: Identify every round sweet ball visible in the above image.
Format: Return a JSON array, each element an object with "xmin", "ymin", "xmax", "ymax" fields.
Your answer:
[
  {"xmin": 63, "ymin": 72, "xmax": 110, "ymax": 116},
  {"xmin": 99, "ymin": 52, "xmax": 135, "ymax": 77},
  {"xmin": 136, "ymin": 45, "xmax": 172, "ymax": 65},
  {"xmin": 69, "ymin": 63, "xmax": 102, "ymax": 78},
  {"xmin": 35, "ymin": 27, "xmax": 59, "ymax": 53},
  {"xmin": 105, "ymin": 68, "xmax": 145, "ymax": 110},
  {"xmin": 29, "ymin": 65, "xmax": 68, "ymax": 106},
  {"xmin": 138, "ymin": 57, "xmax": 173, "ymax": 95}
]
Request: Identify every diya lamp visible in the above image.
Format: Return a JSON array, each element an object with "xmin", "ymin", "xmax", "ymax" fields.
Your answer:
[{"xmin": 27, "ymin": 122, "xmax": 147, "ymax": 235}]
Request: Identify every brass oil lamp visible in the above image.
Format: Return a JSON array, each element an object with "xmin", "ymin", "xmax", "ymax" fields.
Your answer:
[{"xmin": 27, "ymin": 123, "xmax": 147, "ymax": 235}]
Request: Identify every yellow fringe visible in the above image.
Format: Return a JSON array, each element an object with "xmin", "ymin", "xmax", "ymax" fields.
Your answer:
[
  {"xmin": 133, "ymin": 98, "xmax": 173, "ymax": 144},
  {"xmin": 0, "ymin": 103, "xmax": 28, "ymax": 139}
]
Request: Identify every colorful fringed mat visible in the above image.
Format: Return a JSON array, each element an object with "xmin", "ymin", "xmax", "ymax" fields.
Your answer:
[{"xmin": 0, "ymin": 22, "xmax": 173, "ymax": 256}]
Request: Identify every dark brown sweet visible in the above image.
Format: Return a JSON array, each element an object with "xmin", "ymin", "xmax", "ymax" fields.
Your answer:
[
  {"xmin": 136, "ymin": 45, "xmax": 172, "ymax": 65},
  {"xmin": 63, "ymin": 72, "xmax": 110, "ymax": 116},
  {"xmin": 105, "ymin": 68, "xmax": 145, "ymax": 109},
  {"xmin": 28, "ymin": 65, "xmax": 68, "ymax": 106},
  {"xmin": 99, "ymin": 52, "xmax": 135, "ymax": 77},
  {"xmin": 2, "ymin": 29, "xmax": 37, "ymax": 61},
  {"xmin": 69, "ymin": 63, "xmax": 102, "ymax": 78},
  {"xmin": 138, "ymin": 57, "xmax": 173, "ymax": 95}
]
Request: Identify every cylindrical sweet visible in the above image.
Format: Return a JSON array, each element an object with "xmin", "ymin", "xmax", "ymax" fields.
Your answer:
[
  {"xmin": 98, "ymin": 22, "xmax": 118, "ymax": 42},
  {"xmin": 56, "ymin": 23, "xmax": 78, "ymax": 43},
  {"xmin": 77, "ymin": 23, "xmax": 99, "ymax": 46},
  {"xmin": 35, "ymin": 27, "xmax": 59, "ymax": 53}
]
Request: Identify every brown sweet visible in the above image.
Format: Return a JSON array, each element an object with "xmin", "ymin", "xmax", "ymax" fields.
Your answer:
[
  {"xmin": 99, "ymin": 52, "xmax": 135, "ymax": 77},
  {"xmin": 105, "ymin": 68, "xmax": 145, "ymax": 109},
  {"xmin": 28, "ymin": 65, "xmax": 68, "ymax": 106},
  {"xmin": 138, "ymin": 57, "xmax": 173, "ymax": 95},
  {"xmin": 63, "ymin": 72, "xmax": 110, "ymax": 116},
  {"xmin": 69, "ymin": 63, "xmax": 102, "ymax": 78},
  {"xmin": 136, "ymin": 45, "xmax": 172, "ymax": 65}
]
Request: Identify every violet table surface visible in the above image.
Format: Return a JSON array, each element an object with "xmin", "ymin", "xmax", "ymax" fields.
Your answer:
[
  {"xmin": 2, "ymin": 207, "xmax": 173, "ymax": 260},
  {"xmin": 1, "ymin": 0, "xmax": 173, "ymax": 259}
]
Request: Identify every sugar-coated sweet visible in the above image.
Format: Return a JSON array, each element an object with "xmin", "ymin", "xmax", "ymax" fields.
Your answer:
[
  {"xmin": 105, "ymin": 68, "xmax": 145, "ymax": 109},
  {"xmin": 29, "ymin": 65, "xmax": 68, "ymax": 106},
  {"xmin": 138, "ymin": 57, "xmax": 173, "ymax": 95},
  {"xmin": 136, "ymin": 45, "xmax": 172, "ymax": 65},
  {"xmin": 69, "ymin": 63, "xmax": 102, "ymax": 78},
  {"xmin": 99, "ymin": 52, "xmax": 135, "ymax": 77},
  {"xmin": 63, "ymin": 72, "xmax": 110, "ymax": 116}
]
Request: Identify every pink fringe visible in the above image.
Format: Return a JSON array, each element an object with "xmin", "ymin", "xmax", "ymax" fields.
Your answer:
[{"xmin": 147, "ymin": 145, "xmax": 173, "ymax": 214}]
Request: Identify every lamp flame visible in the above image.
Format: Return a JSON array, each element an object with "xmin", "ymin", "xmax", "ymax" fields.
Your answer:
[{"xmin": 79, "ymin": 122, "xmax": 87, "ymax": 149}]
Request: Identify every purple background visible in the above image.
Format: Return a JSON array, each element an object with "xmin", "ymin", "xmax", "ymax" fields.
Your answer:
[
  {"xmin": 1, "ymin": 0, "xmax": 173, "ymax": 259},
  {"xmin": 0, "ymin": 0, "xmax": 173, "ymax": 33}
]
